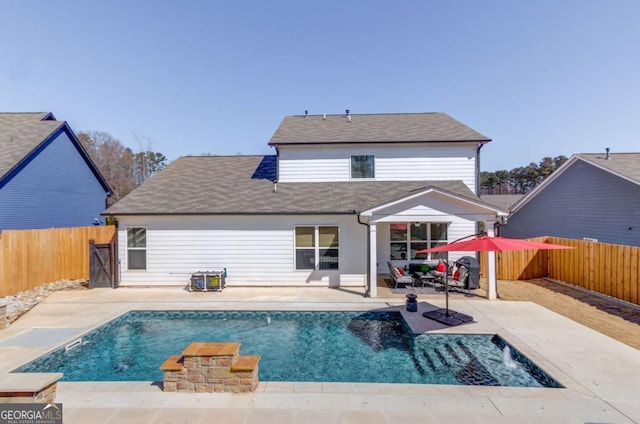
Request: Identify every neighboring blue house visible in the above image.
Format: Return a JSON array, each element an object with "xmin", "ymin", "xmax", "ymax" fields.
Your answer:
[
  {"xmin": 500, "ymin": 152, "xmax": 640, "ymax": 247},
  {"xmin": 0, "ymin": 112, "xmax": 111, "ymax": 230}
]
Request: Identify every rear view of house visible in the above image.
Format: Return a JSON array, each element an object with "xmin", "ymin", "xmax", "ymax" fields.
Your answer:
[
  {"xmin": 105, "ymin": 112, "xmax": 506, "ymax": 297},
  {"xmin": 0, "ymin": 112, "xmax": 111, "ymax": 230}
]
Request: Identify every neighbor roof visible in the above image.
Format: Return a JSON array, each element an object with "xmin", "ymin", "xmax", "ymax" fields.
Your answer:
[
  {"xmin": 576, "ymin": 153, "xmax": 640, "ymax": 185},
  {"xmin": 480, "ymin": 194, "xmax": 524, "ymax": 210},
  {"xmin": 105, "ymin": 155, "xmax": 491, "ymax": 215},
  {"xmin": 510, "ymin": 152, "xmax": 640, "ymax": 214},
  {"xmin": 0, "ymin": 112, "xmax": 110, "ymax": 192},
  {"xmin": 268, "ymin": 113, "xmax": 491, "ymax": 146},
  {"xmin": 0, "ymin": 112, "xmax": 63, "ymax": 179}
]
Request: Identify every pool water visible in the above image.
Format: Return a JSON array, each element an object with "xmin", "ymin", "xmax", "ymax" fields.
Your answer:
[{"xmin": 15, "ymin": 310, "xmax": 561, "ymax": 387}]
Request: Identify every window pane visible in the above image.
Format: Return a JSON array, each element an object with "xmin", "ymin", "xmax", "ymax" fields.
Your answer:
[
  {"xmin": 410, "ymin": 223, "xmax": 428, "ymax": 241},
  {"xmin": 390, "ymin": 223, "xmax": 407, "ymax": 241},
  {"xmin": 295, "ymin": 249, "xmax": 315, "ymax": 270},
  {"xmin": 351, "ymin": 155, "xmax": 374, "ymax": 178},
  {"xmin": 390, "ymin": 243, "xmax": 407, "ymax": 260},
  {"xmin": 430, "ymin": 242, "xmax": 448, "ymax": 260},
  {"xmin": 319, "ymin": 226, "xmax": 339, "ymax": 248},
  {"xmin": 410, "ymin": 242, "xmax": 430, "ymax": 259},
  {"xmin": 295, "ymin": 227, "xmax": 315, "ymax": 248},
  {"xmin": 431, "ymin": 223, "xmax": 448, "ymax": 241},
  {"xmin": 127, "ymin": 228, "xmax": 146, "ymax": 248},
  {"xmin": 128, "ymin": 250, "xmax": 146, "ymax": 270},
  {"xmin": 319, "ymin": 248, "xmax": 339, "ymax": 270}
]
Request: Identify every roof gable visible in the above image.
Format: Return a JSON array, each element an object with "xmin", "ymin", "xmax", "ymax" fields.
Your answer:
[
  {"xmin": 0, "ymin": 112, "xmax": 111, "ymax": 193},
  {"xmin": 268, "ymin": 113, "xmax": 491, "ymax": 146},
  {"xmin": 575, "ymin": 153, "xmax": 640, "ymax": 185},
  {"xmin": 510, "ymin": 152, "xmax": 640, "ymax": 214}
]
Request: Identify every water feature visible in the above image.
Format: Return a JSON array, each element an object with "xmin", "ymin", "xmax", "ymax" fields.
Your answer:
[{"xmin": 503, "ymin": 345, "xmax": 518, "ymax": 369}]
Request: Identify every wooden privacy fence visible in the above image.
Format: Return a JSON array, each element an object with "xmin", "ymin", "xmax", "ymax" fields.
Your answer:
[
  {"xmin": 0, "ymin": 226, "xmax": 116, "ymax": 297},
  {"xmin": 480, "ymin": 236, "xmax": 640, "ymax": 306}
]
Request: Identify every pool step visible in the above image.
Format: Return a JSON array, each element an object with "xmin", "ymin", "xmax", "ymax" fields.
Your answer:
[{"xmin": 413, "ymin": 341, "xmax": 501, "ymax": 386}]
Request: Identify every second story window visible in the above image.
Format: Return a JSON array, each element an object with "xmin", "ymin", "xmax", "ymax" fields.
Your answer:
[{"xmin": 351, "ymin": 155, "xmax": 375, "ymax": 179}]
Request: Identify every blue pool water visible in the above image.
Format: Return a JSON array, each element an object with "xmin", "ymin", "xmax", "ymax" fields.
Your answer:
[{"xmin": 15, "ymin": 310, "xmax": 561, "ymax": 387}]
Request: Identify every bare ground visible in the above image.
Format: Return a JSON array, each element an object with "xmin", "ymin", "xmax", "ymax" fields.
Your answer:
[{"xmin": 497, "ymin": 278, "xmax": 640, "ymax": 351}]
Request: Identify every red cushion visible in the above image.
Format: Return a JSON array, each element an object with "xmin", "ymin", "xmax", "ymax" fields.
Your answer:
[
  {"xmin": 436, "ymin": 262, "xmax": 446, "ymax": 272},
  {"xmin": 396, "ymin": 268, "xmax": 404, "ymax": 276},
  {"xmin": 453, "ymin": 270, "xmax": 460, "ymax": 281}
]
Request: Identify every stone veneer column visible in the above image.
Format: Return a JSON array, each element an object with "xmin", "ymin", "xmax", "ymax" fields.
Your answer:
[
  {"xmin": 0, "ymin": 373, "xmax": 63, "ymax": 403},
  {"xmin": 160, "ymin": 342, "xmax": 260, "ymax": 393}
]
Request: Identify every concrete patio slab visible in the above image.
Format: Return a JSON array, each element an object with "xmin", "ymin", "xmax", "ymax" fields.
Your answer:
[{"xmin": 0, "ymin": 286, "xmax": 638, "ymax": 423}]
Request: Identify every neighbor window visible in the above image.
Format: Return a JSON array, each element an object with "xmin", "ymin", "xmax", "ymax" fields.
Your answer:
[
  {"xmin": 390, "ymin": 223, "xmax": 448, "ymax": 261},
  {"xmin": 295, "ymin": 226, "xmax": 339, "ymax": 270},
  {"xmin": 127, "ymin": 227, "xmax": 147, "ymax": 270},
  {"xmin": 351, "ymin": 155, "xmax": 375, "ymax": 179}
]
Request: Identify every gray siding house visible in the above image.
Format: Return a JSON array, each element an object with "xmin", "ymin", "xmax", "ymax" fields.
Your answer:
[
  {"xmin": 0, "ymin": 112, "xmax": 111, "ymax": 230},
  {"xmin": 500, "ymin": 152, "xmax": 640, "ymax": 247}
]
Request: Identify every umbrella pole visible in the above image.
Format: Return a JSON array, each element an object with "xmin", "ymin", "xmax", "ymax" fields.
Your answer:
[{"xmin": 445, "ymin": 258, "xmax": 450, "ymax": 316}]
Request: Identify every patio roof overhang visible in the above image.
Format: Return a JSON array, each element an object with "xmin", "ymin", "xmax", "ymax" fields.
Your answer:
[{"xmin": 358, "ymin": 187, "xmax": 507, "ymax": 223}]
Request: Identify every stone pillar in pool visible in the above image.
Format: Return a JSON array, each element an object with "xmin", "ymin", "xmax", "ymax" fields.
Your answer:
[{"xmin": 160, "ymin": 342, "xmax": 260, "ymax": 393}]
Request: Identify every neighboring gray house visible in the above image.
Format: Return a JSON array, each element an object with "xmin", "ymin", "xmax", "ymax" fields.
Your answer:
[
  {"xmin": 0, "ymin": 112, "xmax": 111, "ymax": 230},
  {"xmin": 500, "ymin": 152, "xmax": 640, "ymax": 247}
]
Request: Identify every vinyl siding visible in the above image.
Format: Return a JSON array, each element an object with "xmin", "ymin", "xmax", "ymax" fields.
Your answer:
[
  {"xmin": 278, "ymin": 143, "xmax": 477, "ymax": 190},
  {"xmin": 0, "ymin": 131, "xmax": 107, "ymax": 230},
  {"xmin": 501, "ymin": 160, "xmax": 640, "ymax": 247},
  {"xmin": 116, "ymin": 215, "xmax": 367, "ymax": 287}
]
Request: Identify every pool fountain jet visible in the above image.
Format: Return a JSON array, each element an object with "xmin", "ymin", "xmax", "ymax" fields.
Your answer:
[{"xmin": 502, "ymin": 346, "xmax": 517, "ymax": 369}]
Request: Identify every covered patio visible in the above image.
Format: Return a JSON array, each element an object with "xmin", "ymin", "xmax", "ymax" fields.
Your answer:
[{"xmin": 358, "ymin": 186, "xmax": 507, "ymax": 299}]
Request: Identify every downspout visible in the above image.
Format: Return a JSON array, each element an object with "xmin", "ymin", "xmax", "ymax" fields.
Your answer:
[{"xmin": 355, "ymin": 210, "xmax": 371, "ymax": 298}]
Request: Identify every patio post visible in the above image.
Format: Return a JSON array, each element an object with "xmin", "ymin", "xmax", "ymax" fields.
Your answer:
[
  {"xmin": 485, "ymin": 224, "xmax": 497, "ymax": 300},
  {"xmin": 368, "ymin": 223, "xmax": 378, "ymax": 297}
]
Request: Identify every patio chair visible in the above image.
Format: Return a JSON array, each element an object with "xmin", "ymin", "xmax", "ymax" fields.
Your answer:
[{"xmin": 387, "ymin": 261, "xmax": 414, "ymax": 288}]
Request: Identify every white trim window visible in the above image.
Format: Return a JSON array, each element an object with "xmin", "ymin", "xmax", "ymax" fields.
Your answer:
[
  {"xmin": 350, "ymin": 155, "xmax": 375, "ymax": 179},
  {"xmin": 390, "ymin": 223, "xmax": 448, "ymax": 261},
  {"xmin": 295, "ymin": 226, "xmax": 339, "ymax": 270},
  {"xmin": 127, "ymin": 227, "xmax": 147, "ymax": 270}
]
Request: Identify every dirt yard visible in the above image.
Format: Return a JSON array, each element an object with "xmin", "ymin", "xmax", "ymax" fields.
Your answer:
[{"xmin": 497, "ymin": 278, "xmax": 640, "ymax": 351}]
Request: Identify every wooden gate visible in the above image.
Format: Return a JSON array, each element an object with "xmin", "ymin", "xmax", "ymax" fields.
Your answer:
[{"xmin": 89, "ymin": 240, "xmax": 116, "ymax": 288}]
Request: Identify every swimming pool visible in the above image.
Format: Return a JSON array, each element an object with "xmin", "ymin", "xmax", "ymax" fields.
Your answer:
[{"xmin": 15, "ymin": 310, "xmax": 561, "ymax": 387}]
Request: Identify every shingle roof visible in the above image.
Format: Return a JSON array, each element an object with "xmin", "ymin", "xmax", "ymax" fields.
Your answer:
[
  {"xmin": 0, "ymin": 113, "xmax": 63, "ymax": 179},
  {"xmin": 268, "ymin": 113, "xmax": 491, "ymax": 145},
  {"xmin": 105, "ymin": 155, "xmax": 483, "ymax": 215},
  {"xmin": 576, "ymin": 153, "xmax": 640, "ymax": 185},
  {"xmin": 480, "ymin": 194, "xmax": 524, "ymax": 210}
]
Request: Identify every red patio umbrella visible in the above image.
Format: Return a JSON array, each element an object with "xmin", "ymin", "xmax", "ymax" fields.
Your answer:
[
  {"xmin": 416, "ymin": 235, "xmax": 574, "ymax": 326},
  {"xmin": 417, "ymin": 235, "xmax": 575, "ymax": 253}
]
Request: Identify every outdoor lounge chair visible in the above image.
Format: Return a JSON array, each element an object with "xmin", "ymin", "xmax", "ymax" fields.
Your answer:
[{"xmin": 387, "ymin": 261, "xmax": 414, "ymax": 288}]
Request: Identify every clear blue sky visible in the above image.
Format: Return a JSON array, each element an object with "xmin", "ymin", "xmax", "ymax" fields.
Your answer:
[{"xmin": 2, "ymin": 0, "xmax": 639, "ymax": 171}]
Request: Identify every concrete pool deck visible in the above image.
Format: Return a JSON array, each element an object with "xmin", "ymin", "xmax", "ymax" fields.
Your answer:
[{"xmin": 1, "ymin": 286, "xmax": 639, "ymax": 423}]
